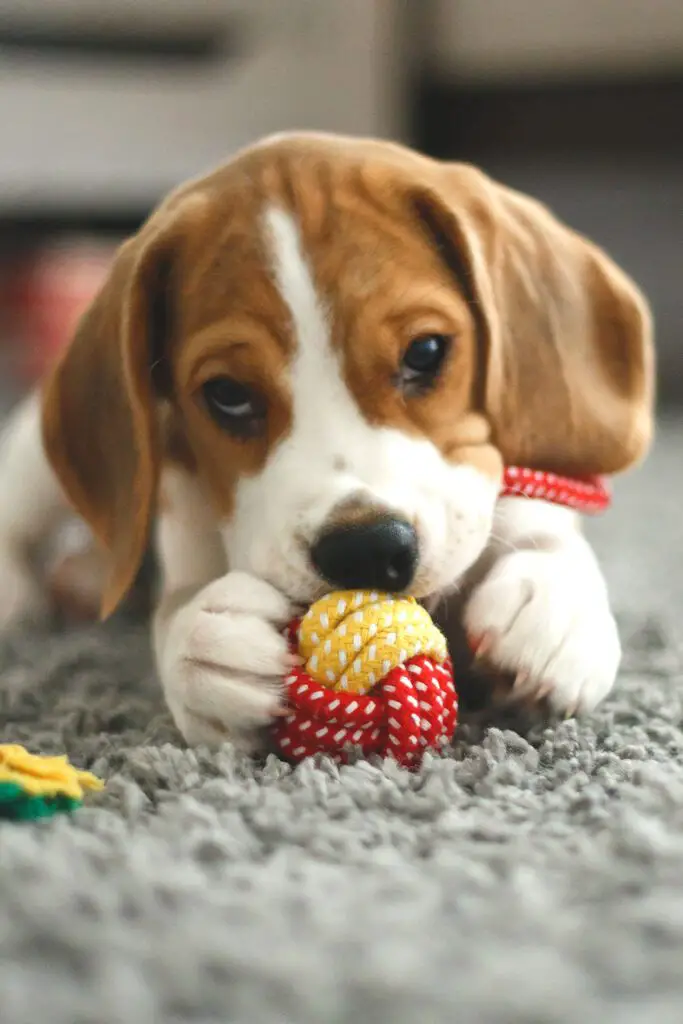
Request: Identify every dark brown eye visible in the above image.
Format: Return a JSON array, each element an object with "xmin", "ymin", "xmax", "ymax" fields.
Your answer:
[
  {"xmin": 400, "ymin": 333, "xmax": 451, "ymax": 388},
  {"xmin": 202, "ymin": 377, "xmax": 265, "ymax": 437}
]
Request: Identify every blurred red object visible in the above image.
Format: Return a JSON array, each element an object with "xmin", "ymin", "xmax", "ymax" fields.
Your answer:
[{"xmin": 2, "ymin": 237, "xmax": 117, "ymax": 383}]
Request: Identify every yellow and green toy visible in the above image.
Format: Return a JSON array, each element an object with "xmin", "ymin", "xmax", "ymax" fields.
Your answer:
[{"xmin": 0, "ymin": 744, "xmax": 103, "ymax": 821}]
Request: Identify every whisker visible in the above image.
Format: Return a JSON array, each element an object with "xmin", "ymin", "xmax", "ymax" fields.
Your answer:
[{"xmin": 487, "ymin": 531, "xmax": 520, "ymax": 554}]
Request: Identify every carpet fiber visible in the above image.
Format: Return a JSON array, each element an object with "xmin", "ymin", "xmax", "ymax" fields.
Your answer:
[{"xmin": 1, "ymin": 419, "xmax": 682, "ymax": 1024}]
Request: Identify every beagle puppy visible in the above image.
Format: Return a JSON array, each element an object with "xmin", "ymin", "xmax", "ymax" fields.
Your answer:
[{"xmin": 0, "ymin": 132, "xmax": 654, "ymax": 751}]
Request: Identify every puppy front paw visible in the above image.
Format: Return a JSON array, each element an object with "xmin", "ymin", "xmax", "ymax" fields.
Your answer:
[
  {"xmin": 464, "ymin": 550, "xmax": 620, "ymax": 716},
  {"xmin": 160, "ymin": 572, "xmax": 296, "ymax": 751}
]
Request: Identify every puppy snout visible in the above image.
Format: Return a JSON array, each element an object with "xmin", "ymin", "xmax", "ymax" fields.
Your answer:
[{"xmin": 310, "ymin": 515, "xmax": 418, "ymax": 593}]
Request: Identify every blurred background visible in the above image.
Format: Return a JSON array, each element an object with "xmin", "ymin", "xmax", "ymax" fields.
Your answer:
[{"xmin": 0, "ymin": 0, "xmax": 681, "ymax": 409}]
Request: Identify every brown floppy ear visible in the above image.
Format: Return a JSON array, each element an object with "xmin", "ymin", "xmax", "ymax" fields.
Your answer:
[
  {"xmin": 414, "ymin": 166, "xmax": 655, "ymax": 476},
  {"xmin": 41, "ymin": 206, "xmax": 188, "ymax": 618}
]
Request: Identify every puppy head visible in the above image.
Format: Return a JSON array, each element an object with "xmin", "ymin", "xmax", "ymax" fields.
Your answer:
[{"xmin": 42, "ymin": 132, "xmax": 654, "ymax": 615}]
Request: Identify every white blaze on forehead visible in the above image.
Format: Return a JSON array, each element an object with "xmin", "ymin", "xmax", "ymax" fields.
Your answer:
[
  {"xmin": 262, "ymin": 204, "xmax": 360, "ymax": 451},
  {"xmin": 263, "ymin": 205, "xmax": 322, "ymax": 339}
]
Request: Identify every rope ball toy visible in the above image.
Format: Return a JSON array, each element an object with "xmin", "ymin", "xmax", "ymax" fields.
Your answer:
[
  {"xmin": 272, "ymin": 590, "xmax": 457, "ymax": 768},
  {"xmin": 0, "ymin": 745, "xmax": 103, "ymax": 821}
]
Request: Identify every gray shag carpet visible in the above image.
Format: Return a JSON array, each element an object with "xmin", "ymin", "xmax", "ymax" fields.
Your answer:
[{"xmin": 1, "ymin": 417, "xmax": 682, "ymax": 1024}]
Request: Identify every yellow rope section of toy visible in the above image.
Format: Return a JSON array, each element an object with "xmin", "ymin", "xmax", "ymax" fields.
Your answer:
[
  {"xmin": 297, "ymin": 590, "xmax": 447, "ymax": 695},
  {"xmin": 0, "ymin": 745, "xmax": 104, "ymax": 800}
]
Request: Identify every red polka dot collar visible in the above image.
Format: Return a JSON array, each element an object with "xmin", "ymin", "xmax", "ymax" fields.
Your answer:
[{"xmin": 501, "ymin": 466, "xmax": 610, "ymax": 514}]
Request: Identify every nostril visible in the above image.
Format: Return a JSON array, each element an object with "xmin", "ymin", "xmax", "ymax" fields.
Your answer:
[
  {"xmin": 311, "ymin": 516, "xmax": 419, "ymax": 593},
  {"xmin": 385, "ymin": 544, "xmax": 415, "ymax": 587}
]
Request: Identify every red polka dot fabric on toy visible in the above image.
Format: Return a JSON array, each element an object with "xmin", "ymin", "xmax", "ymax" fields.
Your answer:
[
  {"xmin": 272, "ymin": 623, "xmax": 458, "ymax": 768},
  {"xmin": 501, "ymin": 467, "xmax": 610, "ymax": 513}
]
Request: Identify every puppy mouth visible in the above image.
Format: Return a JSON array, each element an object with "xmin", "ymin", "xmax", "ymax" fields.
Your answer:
[{"xmin": 261, "ymin": 557, "xmax": 328, "ymax": 609}]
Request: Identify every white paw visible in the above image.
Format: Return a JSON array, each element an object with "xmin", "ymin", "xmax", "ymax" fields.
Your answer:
[
  {"xmin": 159, "ymin": 572, "xmax": 296, "ymax": 749},
  {"xmin": 0, "ymin": 546, "xmax": 50, "ymax": 628},
  {"xmin": 464, "ymin": 550, "xmax": 620, "ymax": 716}
]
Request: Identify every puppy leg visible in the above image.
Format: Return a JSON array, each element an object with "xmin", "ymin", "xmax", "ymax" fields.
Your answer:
[
  {"xmin": 463, "ymin": 497, "xmax": 620, "ymax": 716},
  {"xmin": 153, "ymin": 468, "xmax": 295, "ymax": 750},
  {"xmin": 0, "ymin": 392, "xmax": 68, "ymax": 625}
]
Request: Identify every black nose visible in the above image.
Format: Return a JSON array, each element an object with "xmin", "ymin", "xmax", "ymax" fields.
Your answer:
[{"xmin": 311, "ymin": 516, "xmax": 419, "ymax": 592}]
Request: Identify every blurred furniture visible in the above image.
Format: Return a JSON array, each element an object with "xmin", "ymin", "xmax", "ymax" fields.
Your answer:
[
  {"xmin": 0, "ymin": 0, "xmax": 404, "ymax": 216},
  {"xmin": 417, "ymin": 0, "xmax": 683, "ymax": 403},
  {"xmin": 429, "ymin": 0, "xmax": 683, "ymax": 82},
  {"xmin": 0, "ymin": 236, "xmax": 115, "ymax": 383}
]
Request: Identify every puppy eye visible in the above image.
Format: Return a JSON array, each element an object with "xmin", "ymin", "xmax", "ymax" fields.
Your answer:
[
  {"xmin": 202, "ymin": 377, "xmax": 265, "ymax": 437},
  {"xmin": 400, "ymin": 333, "xmax": 451, "ymax": 386}
]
